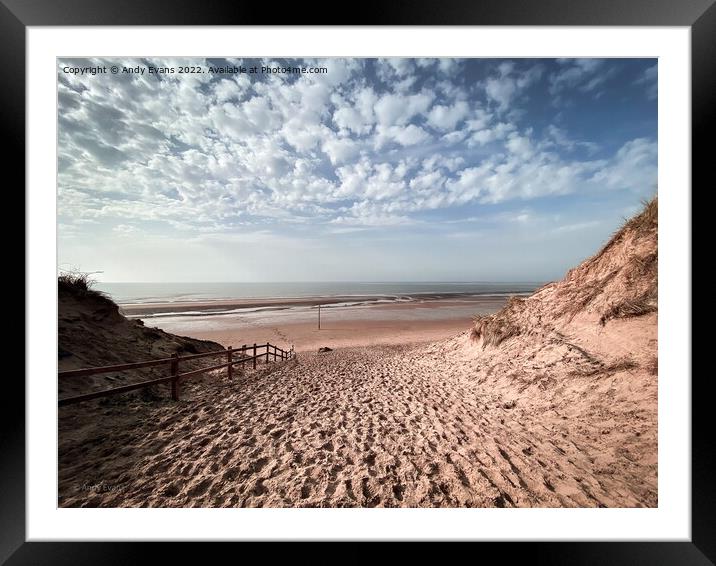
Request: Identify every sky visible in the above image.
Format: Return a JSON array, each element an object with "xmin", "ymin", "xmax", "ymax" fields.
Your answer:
[{"xmin": 57, "ymin": 57, "xmax": 657, "ymax": 283}]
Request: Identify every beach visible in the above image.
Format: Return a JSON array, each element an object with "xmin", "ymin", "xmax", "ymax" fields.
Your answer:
[
  {"xmin": 58, "ymin": 258, "xmax": 657, "ymax": 509},
  {"xmin": 59, "ymin": 289, "xmax": 656, "ymax": 509},
  {"xmin": 119, "ymin": 294, "xmax": 514, "ymax": 352},
  {"xmin": 52, "ymin": 54, "xmax": 662, "ymax": 521},
  {"xmin": 59, "ymin": 200, "xmax": 658, "ymax": 510}
]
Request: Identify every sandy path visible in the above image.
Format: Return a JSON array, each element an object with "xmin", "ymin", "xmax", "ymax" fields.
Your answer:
[{"xmin": 59, "ymin": 340, "xmax": 655, "ymax": 508}]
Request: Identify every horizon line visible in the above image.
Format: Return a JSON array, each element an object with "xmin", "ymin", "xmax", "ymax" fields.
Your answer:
[{"xmin": 92, "ymin": 279, "xmax": 549, "ymax": 285}]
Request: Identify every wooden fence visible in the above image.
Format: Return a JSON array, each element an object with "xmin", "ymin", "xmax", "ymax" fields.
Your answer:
[{"xmin": 58, "ymin": 342, "xmax": 294, "ymax": 406}]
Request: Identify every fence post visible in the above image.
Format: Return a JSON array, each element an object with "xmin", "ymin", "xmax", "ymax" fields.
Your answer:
[
  {"xmin": 170, "ymin": 353, "xmax": 180, "ymax": 401},
  {"xmin": 253, "ymin": 343, "xmax": 257, "ymax": 369},
  {"xmin": 241, "ymin": 344, "xmax": 246, "ymax": 370},
  {"xmin": 265, "ymin": 343, "xmax": 270, "ymax": 364},
  {"xmin": 227, "ymin": 346, "xmax": 233, "ymax": 380}
]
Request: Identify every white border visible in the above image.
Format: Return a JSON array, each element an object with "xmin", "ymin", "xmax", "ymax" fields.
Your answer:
[{"xmin": 27, "ymin": 26, "xmax": 691, "ymax": 541}]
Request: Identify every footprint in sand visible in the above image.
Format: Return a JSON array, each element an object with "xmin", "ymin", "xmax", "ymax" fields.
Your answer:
[
  {"xmin": 300, "ymin": 482, "xmax": 313, "ymax": 499},
  {"xmin": 363, "ymin": 452, "xmax": 376, "ymax": 466},
  {"xmin": 269, "ymin": 428, "xmax": 286, "ymax": 440},
  {"xmin": 250, "ymin": 480, "xmax": 268, "ymax": 497},
  {"xmin": 186, "ymin": 478, "xmax": 213, "ymax": 498}
]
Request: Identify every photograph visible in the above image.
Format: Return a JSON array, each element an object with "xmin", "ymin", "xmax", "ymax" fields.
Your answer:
[{"xmin": 56, "ymin": 56, "xmax": 658, "ymax": 509}]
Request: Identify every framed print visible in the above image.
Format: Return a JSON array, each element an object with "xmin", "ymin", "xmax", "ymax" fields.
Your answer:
[{"xmin": 5, "ymin": 0, "xmax": 709, "ymax": 561}]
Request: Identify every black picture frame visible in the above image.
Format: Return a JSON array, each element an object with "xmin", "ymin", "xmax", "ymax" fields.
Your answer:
[{"xmin": 5, "ymin": 0, "xmax": 707, "ymax": 561}]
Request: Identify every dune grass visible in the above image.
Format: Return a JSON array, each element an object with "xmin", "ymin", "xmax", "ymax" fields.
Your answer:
[
  {"xmin": 599, "ymin": 290, "xmax": 657, "ymax": 325},
  {"xmin": 58, "ymin": 271, "xmax": 116, "ymax": 307},
  {"xmin": 471, "ymin": 296, "xmax": 524, "ymax": 348},
  {"xmin": 591, "ymin": 196, "xmax": 657, "ymax": 264}
]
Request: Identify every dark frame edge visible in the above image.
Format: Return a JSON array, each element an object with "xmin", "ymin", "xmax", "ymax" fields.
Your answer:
[
  {"xmin": 691, "ymin": 0, "xmax": 716, "ymax": 562},
  {"xmin": 0, "ymin": 0, "xmax": 714, "ymax": 26},
  {"xmin": 1, "ymin": 0, "xmax": 26, "ymax": 565}
]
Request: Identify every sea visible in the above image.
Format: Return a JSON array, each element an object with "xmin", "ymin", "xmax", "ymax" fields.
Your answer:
[{"xmin": 95, "ymin": 281, "xmax": 543, "ymax": 305}]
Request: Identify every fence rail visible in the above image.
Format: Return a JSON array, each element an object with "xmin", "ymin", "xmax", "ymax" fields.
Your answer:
[{"xmin": 58, "ymin": 342, "xmax": 294, "ymax": 406}]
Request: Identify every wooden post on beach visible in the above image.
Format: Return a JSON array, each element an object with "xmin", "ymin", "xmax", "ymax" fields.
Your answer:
[
  {"xmin": 253, "ymin": 343, "xmax": 257, "ymax": 369},
  {"xmin": 170, "ymin": 353, "xmax": 179, "ymax": 401},
  {"xmin": 241, "ymin": 344, "xmax": 246, "ymax": 370},
  {"xmin": 318, "ymin": 303, "xmax": 321, "ymax": 329},
  {"xmin": 227, "ymin": 346, "xmax": 233, "ymax": 380},
  {"xmin": 265, "ymin": 343, "xmax": 270, "ymax": 364}
]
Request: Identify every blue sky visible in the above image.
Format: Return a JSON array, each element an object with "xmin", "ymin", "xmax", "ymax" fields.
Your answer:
[{"xmin": 57, "ymin": 57, "xmax": 657, "ymax": 282}]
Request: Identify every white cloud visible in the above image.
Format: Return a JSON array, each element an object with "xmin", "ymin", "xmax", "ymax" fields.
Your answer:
[
  {"xmin": 374, "ymin": 91, "xmax": 433, "ymax": 126},
  {"xmin": 505, "ymin": 133, "xmax": 536, "ymax": 160},
  {"xmin": 590, "ymin": 138, "xmax": 657, "ymax": 191},
  {"xmin": 375, "ymin": 59, "xmax": 418, "ymax": 92},
  {"xmin": 281, "ymin": 119, "xmax": 326, "ymax": 152},
  {"xmin": 552, "ymin": 220, "xmax": 601, "ymax": 234},
  {"xmin": 322, "ymin": 136, "xmax": 361, "ymax": 165},
  {"xmin": 437, "ymin": 59, "xmax": 460, "ymax": 74},
  {"xmin": 384, "ymin": 58, "xmax": 413, "ymax": 77},
  {"xmin": 392, "ymin": 124, "xmax": 431, "ymax": 146},
  {"xmin": 485, "ymin": 77, "xmax": 516, "ymax": 110},
  {"xmin": 113, "ymin": 224, "xmax": 140, "ymax": 233},
  {"xmin": 485, "ymin": 63, "xmax": 543, "ymax": 111},
  {"xmin": 543, "ymin": 125, "xmax": 599, "ymax": 154},
  {"xmin": 634, "ymin": 63, "xmax": 657, "ymax": 101},
  {"xmin": 332, "ymin": 200, "xmax": 415, "ymax": 227},
  {"xmin": 441, "ymin": 130, "xmax": 467, "ymax": 144},
  {"xmin": 374, "ymin": 124, "xmax": 431, "ymax": 148},
  {"xmin": 333, "ymin": 106, "xmax": 367, "ymax": 134},
  {"xmin": 409, "ymin": 170, "xmax": 446, "ymax": 192},
  {"xmin": 57, "ymin": 57, "xmax": 657, "ymax": 265},
  {"xmin": 213, "ymin": 75, "xmax": 251, "ymax": 102},
  {"xmin": 549, "ymin": 59, "xmax": 618, "ymax": 101},
  {"xmin": 427, "ymin": 101, "xmax": 469, "ymax": 131},
  {"xmin": 467, "ymin": 122, "xmax": 516, "ymax": 147}
]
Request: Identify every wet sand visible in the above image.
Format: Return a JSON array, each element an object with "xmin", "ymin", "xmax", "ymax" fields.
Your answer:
[
  {"xmin": 184, "ymin": 317, "xmax": 476, "ymax": 353},
  {"xmin": 121, "ymin": 296, "xmax": 368, "ymax": 316},
  {"xmin": 119, "ymin": 293, "xmax": 515, "ymax": 317},
  {"xmin": 126, "ymin": 296, "xmax": 510, "ymax": 353}
]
